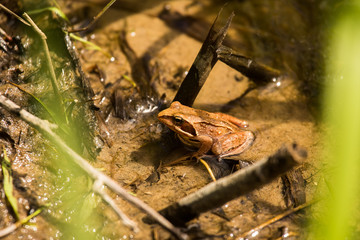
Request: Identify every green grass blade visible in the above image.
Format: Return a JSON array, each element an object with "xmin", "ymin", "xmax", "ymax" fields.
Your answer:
[
  {"xmin": 122, "ymin": 74, "xmax": 137, "ymax": 88},
  {"xmin": 8, "ymin": 82, "xmax": 57, "ymax": 122},
  {"xmin": 69, "ymin": 33, "xmax": 112, "ymax": 58},
  {"xmin": 27, "ymin": 7, "xmax": 70, "ymax": 22},
  {"xmin": 8, "ymin": 82, "xmax": 72, "ymax": 136},
  {"xmin": 95, "ymin": 0, "xmax": 117, "ymax": 21},
  {"xmin": 20, "ymin": 207, "xmax": 44, "ymax": 225},
  {"xmin": 1, "ymin": 148, "xmax": 19, "ymax": 220}
]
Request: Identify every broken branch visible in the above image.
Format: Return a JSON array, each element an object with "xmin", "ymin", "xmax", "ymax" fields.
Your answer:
[{"xmin": 145, "ymin": 143, "xmax": 307, "ymax": 226}]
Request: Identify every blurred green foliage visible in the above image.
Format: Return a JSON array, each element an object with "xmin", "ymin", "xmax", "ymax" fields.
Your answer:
[{"xmin": 314, "ymin": 1, "xmax": 360, "ymax": 239}]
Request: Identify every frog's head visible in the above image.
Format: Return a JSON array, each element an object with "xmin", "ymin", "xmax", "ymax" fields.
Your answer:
[{"xmin": 158, "ymin": 101, "xmax": 196, "ymax": 137}]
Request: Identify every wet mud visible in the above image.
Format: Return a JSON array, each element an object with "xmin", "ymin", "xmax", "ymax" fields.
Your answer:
[{"xmin": 0, "ymin": 0, "xmax": 330, "ymax": 239}]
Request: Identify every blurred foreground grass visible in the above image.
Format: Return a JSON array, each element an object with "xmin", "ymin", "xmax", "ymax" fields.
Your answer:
[{"xmin": 314, "ymin": 2, "xmax": 360, "ymax": 239}]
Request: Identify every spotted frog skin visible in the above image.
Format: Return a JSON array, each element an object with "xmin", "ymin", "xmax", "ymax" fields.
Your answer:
[{"xmin": 158, "ymin": 101, "xmax": 254, "ymax": 159}]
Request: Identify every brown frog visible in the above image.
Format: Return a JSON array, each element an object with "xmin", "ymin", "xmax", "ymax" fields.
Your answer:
[{"xmin": 158, "ymin": 101, "xmax": 254, "ymax": 160}]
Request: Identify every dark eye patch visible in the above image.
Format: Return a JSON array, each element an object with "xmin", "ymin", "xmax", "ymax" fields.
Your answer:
[{"xmin": 174, "ymin": 116, "xmax": 183, "ymax": 125}]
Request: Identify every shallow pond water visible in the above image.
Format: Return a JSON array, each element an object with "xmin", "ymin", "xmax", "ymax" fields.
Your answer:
[{"xmin": 0, "ymin": 0, "xmax": 330, "ymax": 239}]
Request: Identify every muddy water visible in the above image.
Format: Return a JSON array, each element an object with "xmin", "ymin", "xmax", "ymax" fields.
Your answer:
[
  {"xmin": 0, "ymin": 0, "xmax": 329, "ymax": 239},
  {"xmin": 75, "ymin": 1, "xmax": 322, "ymax": 239}
]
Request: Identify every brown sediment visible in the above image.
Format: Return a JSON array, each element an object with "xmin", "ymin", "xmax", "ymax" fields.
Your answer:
[{"xmin": 0, "ymin": 0, "xmax": 328, "ymax": 239}]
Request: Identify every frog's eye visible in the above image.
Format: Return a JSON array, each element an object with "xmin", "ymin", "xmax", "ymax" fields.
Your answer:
[{"xmin": 174, "ymin": 116, "xmax": 184, "ymax": 125}]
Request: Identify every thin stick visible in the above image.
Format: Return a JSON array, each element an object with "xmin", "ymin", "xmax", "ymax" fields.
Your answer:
[
  {"xmin": 240, "ymin": 199, "xmax": 317, "ymax": 238},
  {"xmin": 68, "ymin": 0, "xmax": 117, "ymax": 33},
  {"xmin": 93, "ymin": 180, "xmax": 139, "ymax": 232},
  {"xmin": 145, "ymin": 144, "xmax": 307, "ymax": 226},
  {"xmin": 22, "ymin": 13, "xmax": 66, "ymax": 122},
  {"xmin": 0, "ymin": 27, "xmax": 10, "ymax": 39},
  {"xmin": 0, "ymin": 3, "xmax": 30, "ymax": 26},
  {"xmin": 0, "ymin": 95, "xmax": 187, "ymax": 240}
]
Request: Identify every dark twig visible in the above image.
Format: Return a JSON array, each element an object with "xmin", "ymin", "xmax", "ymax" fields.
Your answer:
[
  {"xmin": 218, "ymin": 45, "xmax": 282, "ymax": 113},
  {"xmin": 281, "ymin": 168, "xmax": 306, "ymax": 208},
  {"xmin": 119, "ymin": 27, "xmax": 154, "ymax": 97},
  {"xmin": 0, "ymin": 3, "xmax": 30, "ymax": 26},
  {"xmin": 173, "ymin": 10, "xmax": 234, "ymax": 106},
  {"xmin": 144, "ymin": 143, "xmax": 307, "ymax": 226},
  {"xmin": 68, "ymin": 0, "xmax": 117, "ymax": 33},
  {"xmin": 64, "ymin": 34, "xmax": 95, "ymax": 101},
  {"xmin": 217, "ymin": 45, "xmax": 281, "ymax": 85}
]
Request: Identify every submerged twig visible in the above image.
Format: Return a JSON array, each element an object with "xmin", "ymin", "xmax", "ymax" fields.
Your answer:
[
  {"xmin": 119, "ymin": 27, "xmax": 154, "ymax": 97},
  {"xmin": 68, "ymin": 0, "xmax": 117, "ymax": 33},
  {"xmin": 240, "ymin": 199, "xmax": 317, "ymax": 238},
  {"xmin": 0, "ymin": 3, "xmax": 30, "ymax": 26},
  {"xmin": 217, "ymin": 46, "xmax": 282, "ymax": 112},
  {"xmin": 173, "ymin": 10, "xmax": 234, "ymax": 106},
  {"xmin": 145, "ymin": 143, "xmax": 307, "ymax": 226},
  {"xmin": 0, "ymin": 95, "xmax": 187, "ymax": 240},
  {"xmin": 217, "ymin": 45, "xmax": 281, "ymax": 85},
  {"xmin": 93, "ymin": 179, "xmax": 139, "ymax": 232},
  {"xmin": 281, "ymin": 168, "xmax": 306, "ymax": 208}
]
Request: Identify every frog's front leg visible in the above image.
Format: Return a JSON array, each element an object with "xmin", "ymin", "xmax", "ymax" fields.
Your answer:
[{"xmin": 191, "ymin": 135, "xmax": 214, "ymax": 159}]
